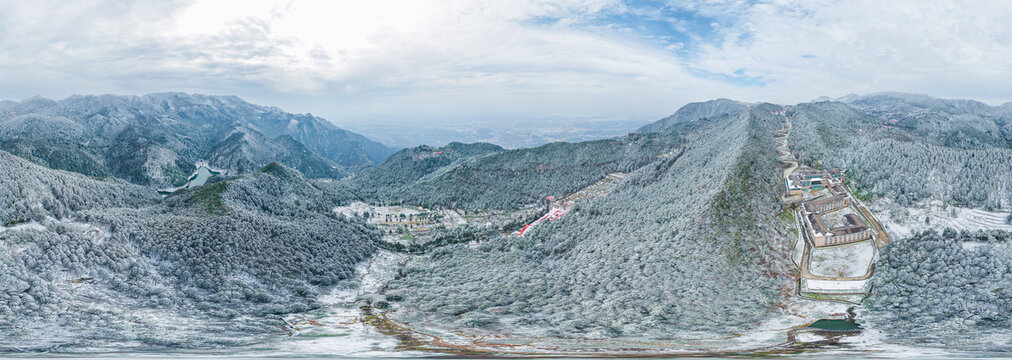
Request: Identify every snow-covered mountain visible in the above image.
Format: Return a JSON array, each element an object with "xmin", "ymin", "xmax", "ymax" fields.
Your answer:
[
  {"xmin": 0, "ymin": 93, "xmax": 396, "ymax": 187},
  {"xmin": 636, "ymin": 98, "xmax": 749, "ymax": 134}
]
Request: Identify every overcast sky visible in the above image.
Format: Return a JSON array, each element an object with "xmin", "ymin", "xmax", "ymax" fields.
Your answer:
[{"xmin": 0, "ymin": 0, "xmax": 1009, "ymax": 126}]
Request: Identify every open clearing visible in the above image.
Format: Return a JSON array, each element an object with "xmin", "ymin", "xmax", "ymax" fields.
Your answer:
[
  {"xmin": 871, "ymin": 199, "xmax": 1012, "ymax": 239},
  {"xmin": 809, "ymin": 240, "xmax": 876, "ymax": 278}
]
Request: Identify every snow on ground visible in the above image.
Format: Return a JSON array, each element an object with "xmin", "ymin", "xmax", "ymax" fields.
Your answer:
[
  {"xmin": 334, "ymin": 202, "xmax": 466, "ymax": 227},
  {"xmin": 57, "ymin": 219, "xmax": 111, "ymax": 240},
  {"xmin": 441, "ymin": 209, "xmax": 467, "ymax": 225},
  {"xmin": 795, "ymin": 332, "xmax": 827, "ymax": 343},
  {"xmin": 809, "ymin": 240, "xmax": 876, "ymax": 278},
  {"xmin": 871, "ymin": 199, "xmax": 1012, "ymax": 239},
  {"xmin": 792, "ymin": 225, "xmax": 805, "ymax": 268},
  {"xmin": 0, "ymin": 221, "xmax": 45, "ymax": 233},
  {"xmin": 333, "ymin": 201, "xmax": 375, "ymax": 219},
  {"xmin": 1, "ymin": 219, "xmax": 109, "ymax": 241},
  {"xmin": 271, "ymin": 250, "xmax": 420, "ymax": 357},
  {"xmin": 803, "ymin": 278, "xmax": 869, "ymax": 293},
  {"xmin": 837, "ymin": 328, "xmax": 985, "ymax": 358}
]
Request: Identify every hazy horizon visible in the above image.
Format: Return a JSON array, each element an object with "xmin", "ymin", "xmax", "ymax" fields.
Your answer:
[
  {"xmin": 1, "ymin": 0, "xmax": 1010, "ymax": 136},
  {"xmin": 4, "ymin": 89, "xmax": 1008, "ymax": 149}
]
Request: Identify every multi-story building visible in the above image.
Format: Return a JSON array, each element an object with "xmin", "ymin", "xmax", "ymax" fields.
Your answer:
[
  {"xmin": 807, "ymin": 213, "xmax": 873, "ymax": 247},
  {"xmin": 803, "ymin": 194, "xmax": 849, "ymax": 213},
  {"xmin": 826, "ymin": 168, "xmax": 845, "ymax": 183},
  {"xmin": 785, "ymin": 175, "xmax": 804, "ymax": 196},
  {"xmin": 786, "ymin": 168, "xmax": 845, "ymax": 194}
]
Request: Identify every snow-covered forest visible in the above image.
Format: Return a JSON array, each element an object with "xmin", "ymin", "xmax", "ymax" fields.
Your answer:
[
  {"xmin": 0, "ymin": 155, "xmax": 378, "ymax": 350},
  {"xmin": 0, "ymin": 94, "xmax": 394, "ymax": 187},
  {"xmin": 384, "ymin": 105, "xmax": 794, "ymax": 337},
  {"xmin": 864, "ymin": 229, "xmax": 1012, "ymax": 349},
  {"xmin": 789, "ymin": 102, "xmax": 1012, "ymax": 209},
  {"xmin": 348, "ymin": 135, "xmax": 682, "ymax": 211},
  {"xmin": 1, "ymin": 151, "xmax": 160, "ymax": 226},
  {"xmin": 5, "ymin": 92, "xmax": 1012, "ymax": 354}
]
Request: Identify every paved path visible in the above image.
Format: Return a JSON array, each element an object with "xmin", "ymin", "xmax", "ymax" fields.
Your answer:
[
  {"xmin": 849, "ymin": 195, "xmax": 891, "ymax": 249},
  {"xmin": 774, "ymin": 119, "xmax": 798, "ymax": 182},
  {"xmin": 776, "ymin": 114, "xmax": 880, "ymax": 290}
]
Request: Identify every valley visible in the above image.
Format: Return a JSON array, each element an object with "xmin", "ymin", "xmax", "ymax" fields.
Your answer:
[
  {"xmin": 334, "ymin": 171, "xmax": 627, "ymax": 247},
  {"xmin": 3, "ymin": 92, "xmax": 1012, "ymax": 356},
  {"xmin": 272, "ymin": 107, "xmax": 878, "ymax": 356},
  {"xmin": 3, "ymin": 0, "xmax": 1010, "ymax": 356}
]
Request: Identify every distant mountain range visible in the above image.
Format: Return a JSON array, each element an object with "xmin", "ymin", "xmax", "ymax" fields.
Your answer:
[
  {"xmin": 4, "ymin": 91, "xmax": 1012, "ymax": 353},
  {"xmin": 834, "ymin": 92, "xmax": 1012, "ymax": 149},
  {"xmin": 344, "ymin": 117, "xmax": 650, "ymax": 149},
  {"xmin": 0, "ymin": 93, "xmax": 396, "ymax": 187}
]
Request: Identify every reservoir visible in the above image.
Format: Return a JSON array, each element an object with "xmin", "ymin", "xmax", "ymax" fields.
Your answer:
[
  {"xmin": 186, "ymin": 166, "xmax": 214, "ymax": 188},
  {"xmin": 158, "ymin": 165, "xmax": 220, "ymax": 195}
]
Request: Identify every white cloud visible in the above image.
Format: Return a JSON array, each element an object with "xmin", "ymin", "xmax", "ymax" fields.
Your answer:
[
  {"xmin": 0, "ymin": 0, "xmax": 1009, "ymax": 126},
  {"xmin": 693, "ymin": 0, "xmax": 1012, "ymax": 104}
]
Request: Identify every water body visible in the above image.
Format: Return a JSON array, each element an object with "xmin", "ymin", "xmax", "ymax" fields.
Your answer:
[
  {"xmin": 185, "ymin": 166, "xmax": 214, "ymax": 189},
  {"xmin": 808, "ymin": 319, "xmax": 861, "ymax": 331},
  {"xmin": 157, "ymin": 165, "xmax": 221, "ymax": 195}
]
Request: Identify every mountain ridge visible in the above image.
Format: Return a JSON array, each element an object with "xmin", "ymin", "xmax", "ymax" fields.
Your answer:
[
  {"xmin": 0, "ymin": 93, "xmax": 396, "ymax": 187},
  {"xmin": 636, "ymin": 98, "xmax": 749, "ymax": 134}
]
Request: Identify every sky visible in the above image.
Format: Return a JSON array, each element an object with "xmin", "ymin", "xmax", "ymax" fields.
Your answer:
[{"xmin": 0, "ymin": 0, "xmax": 1010, "ymax": 129}]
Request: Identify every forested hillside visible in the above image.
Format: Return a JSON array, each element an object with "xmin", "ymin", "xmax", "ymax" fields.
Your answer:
[
  {"xmin": 0, "ymin": 157, "xmax": 378, "ymax": 351},
  {"xmin": 384, "ymin": 105, "xmax": 793, "ymax": 337},
  {"xmin": 346, "ymin": 142, "xmax": 504, "ymax": 198},
  {"xmin": 843, "ymin": 92, "xmax": 1012, "ymax": 149},
  {"xmin": 0, "ymin": 150, "xmax": 160, "ymax": 226},
  {"xmin": 7, "ymin": 91, "xmax": 1012, "ymax": 352},
  {"xmin": 0, "ymin": 93, "xmax": 394, "ymax": 187},
  {"xmin": 636, "ymin": 98, "xmax": 749, "ymax": 134},
  {"xmin": 864, "ymin": 229, "xmax": 1012, "ymax": 350},
  {"xmin": 788, "ymin": 101, "xmax": 1012, "ymax": 209},
  {"xmin": 348, "ymin": 135, "xmax": 681, "ymax": 210}
]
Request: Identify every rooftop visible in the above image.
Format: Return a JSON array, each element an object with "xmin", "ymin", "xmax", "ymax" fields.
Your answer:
[
  {"xmin": 787, "ymin": 175, "xmax": 803, "ymax": 189},
  {"xmin": 804, "ymin": 194, "xmax": 847, "ymax": 208},
  {"xmin": 844, "ymin": 213, "xmax": 865, "ymax": 227},
  {"xmin": 808, "ymin": 213, "xmax": 829, "ymax": 234},
  {"xmin": 832, "ymin": 225, "xmax": 868, "ymax": 235}
]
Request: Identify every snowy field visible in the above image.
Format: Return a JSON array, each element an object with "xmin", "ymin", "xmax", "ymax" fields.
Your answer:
[
  {"xmin": 809, "ymin": 240, "xmax": 876, "ymax": 278},
  {"xmin": 792, "ymin": 224, "xmax": 804, "ymax": 267},
  {"xmin": 803, "ymin": 278, "xmax": 870, "ymax": 294},
  {"xmin": 334, "ymin": 202, "xmax": 467, "ymax": 227},
  {"xmin": 870, "ymin": 199, "xmax": 1012, "ymax": 239},
  {"xmin": 270, "ymin": 250, "xmax": 421, "ymax": 357}
]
